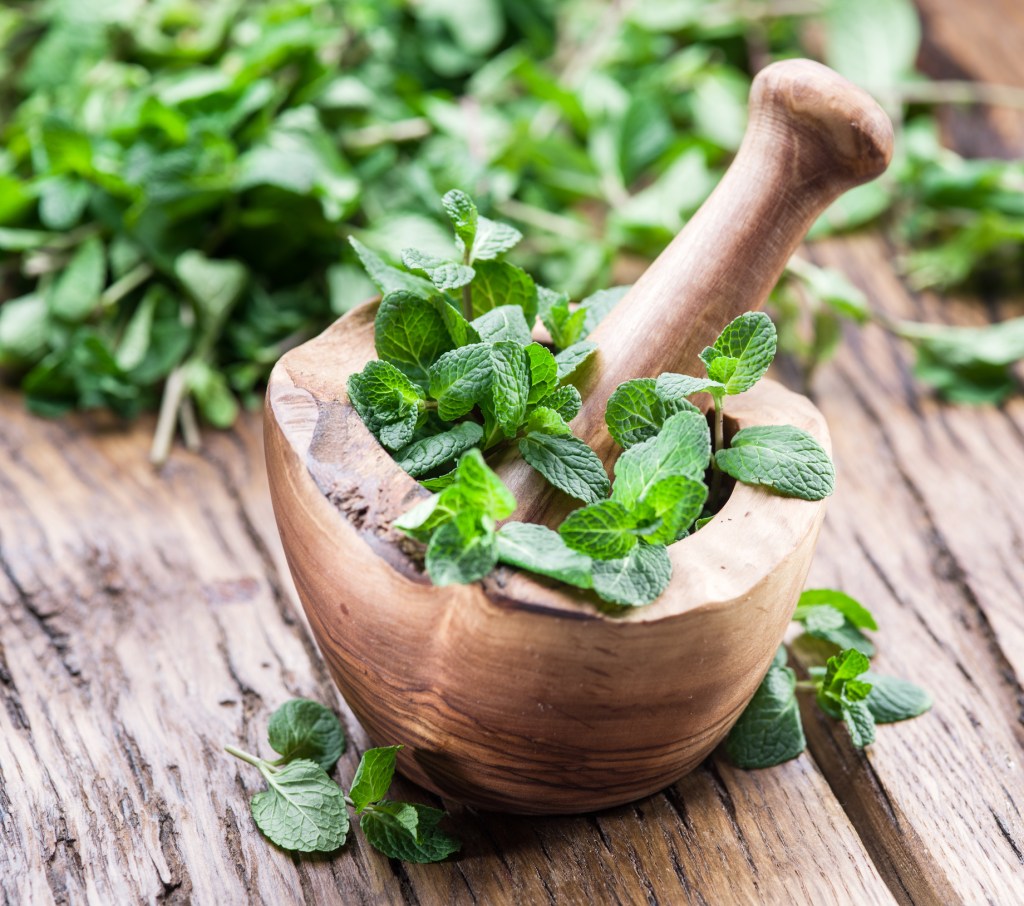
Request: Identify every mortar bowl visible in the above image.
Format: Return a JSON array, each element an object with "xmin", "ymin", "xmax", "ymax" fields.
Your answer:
[{"xmin": 264, "ymin": 301, "xmax": 830, "ymax": 815}]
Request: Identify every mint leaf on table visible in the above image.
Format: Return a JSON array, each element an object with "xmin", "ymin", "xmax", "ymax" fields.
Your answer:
[
  {"xmin": 816, "ymin": 648, "xmax": 877, "ymax": 747},
  {"xmin": 698, "ymin": 311, "xmax": 777, "ymax": 393},
  {"xmin": 360, "ymin": 801, "xmax": 461, "ymax": 863},
  {"xmin": 725, "ymin": 656, "xmax": 806, "ymax": 769},
  {"xmin": 796, "ymin": 589, "xmax": 878, "ymax": 629},
  {"xmin": 395, "ymin": 422, "xmax": 484, "ymax": 477},
  {"xmin": 267, "ymin": 699, "xmax": 346, "ymax": 773},
  {"xmin": 714, "ymin": 425, "xmax": 835, "ymax": 500},
  {"xmin": 46, "ymin": 235, "xmax": 105, "ymax": 322},
  {"xmin": 428, "ymin": 342, "xmax": 493, "ymax": 419},
  {"xmin": 863, "ymin": 672, "xmax": 933, "ymax": 723},
  {"xmin": 591, "ymin": 543, "xmax": 672, "ymax": 607},
  {"xmin": 554, "ymin": 341, "xmax": 598, "ymax": 381},
  {"xmin": 250, "ymin": 759, "xmax": 349, "ymax": 853},
  {"xmin": 612, "ymin": 409, "xmax": 711, "ymax": 506},
  {"xmin": 536, "ymin": 385, "xmax": 582, "ymax": 421},
  {"xmin": 559, "ymin": 499, "xmax": 638, "ymax": 559},
  {"xmin": 519, "ymin": 431, "xmax": 610, "ymax": 503},
  {"xmin": 472, "ymin": 305, "xmax": 533, "ymax": 345},
  {"xmin": 525, "ymin": 343, "xmax": 558, "ymax": 403},
  {"xmin": 426, "ymin": 511, "xmax": 498, "ymax": 585},
  {"xmin": 634, "ymin": 475, "xmax": 708, "ymax": 544},
  {"xmin": 605, "ymin": 377, "xmax": 699, "ymax": 448},
  {"xmin": 496, "ymin": 522, "xmax": 594, "ymax": 588},
  {"xmin": 375, "ymin": 291, "xmax": 456, "ymax": 385},
  {"xmin": 794, "ymin": 589, "xmax": 878, "ymax": 656},
  {"xmin": 349, "ymin": 237, "xmax": 434, "ymax": 297},
  {"xmin": 469, "ymin": 260, "xmax": 537, "ymax": 322},
  {"xmin": 348, "ymin": 746, "xmax": 402, "ymax": 812},
  {"xmin": 841, "ymin": 698, "xmax": 877, "ymax": 748},
  {"xmin": 401, "ymin": 248, "xmax": 475, "ymax": 291}
]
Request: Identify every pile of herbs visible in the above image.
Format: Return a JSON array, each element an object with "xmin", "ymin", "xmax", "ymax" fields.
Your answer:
[{"xmin": 0, "ymin": 0, "xmax": 1022, "ymax": 463}]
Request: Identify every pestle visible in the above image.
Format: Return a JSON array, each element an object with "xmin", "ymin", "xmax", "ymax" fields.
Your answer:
[{"xmin": 497, "ymin": 59, "xmax": 893, "ymax": 527}]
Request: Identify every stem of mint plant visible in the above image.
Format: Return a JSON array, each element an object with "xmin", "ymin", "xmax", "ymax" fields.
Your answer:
[
  {"xmin": 461, "ymin": 247, "xmax": 473, "ymax": 320},
  {"xmin": 709, "ymin": 392, "xmax": 725, "ymax": 506},
  {"xmin": 224, "ymin": 744, "xmax": 269, "ymax": 770}
]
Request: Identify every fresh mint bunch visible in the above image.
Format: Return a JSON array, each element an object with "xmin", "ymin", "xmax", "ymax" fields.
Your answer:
[
  {"xmin": 226, "ymin": 699, "xmax": 459, "ymax": 862},
  {"xmin": 725, "ymin": 591, "xmax": 931, "ymax": 769}
]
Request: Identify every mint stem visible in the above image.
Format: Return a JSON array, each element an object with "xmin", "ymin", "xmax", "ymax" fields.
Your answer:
[
  {"xmin": 461, "ymin": 246, "xmax": 473, "ymax": 320},
  {"xmin": 709, "ymin": 394, "xmax": 725, "ymax": 505},
  {"xmin": 225, "ymin": 744, "xmax": 268, "ymax": 770},
  {"xmin": 795, "ymin": 681, "xmax": 818, "ymax": 692}
]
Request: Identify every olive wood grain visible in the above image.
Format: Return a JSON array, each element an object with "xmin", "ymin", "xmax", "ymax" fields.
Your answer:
[
  {"xmin": 264, "ymin": 304, "xmax": 830, "ymax": 813},
  {"xmin": 498, "ymin": 58, "xmax": 893, "ymax": 527}
]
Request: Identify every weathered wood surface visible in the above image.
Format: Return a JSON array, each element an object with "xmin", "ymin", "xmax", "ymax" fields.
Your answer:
[{"xmin": 2, "ymin": 4, "xmax": 1024, "ymax": 904}]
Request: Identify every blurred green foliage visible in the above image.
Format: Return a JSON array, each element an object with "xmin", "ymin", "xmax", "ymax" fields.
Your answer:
[{"xmin": 0, "ymin": 0, "xmax": 1021, "ymax": 456}]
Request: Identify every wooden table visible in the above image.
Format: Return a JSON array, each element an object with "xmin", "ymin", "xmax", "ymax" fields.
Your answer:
[{"xmin": 2, "ymin": 3, "xmax": 1023, "ymax": 903}]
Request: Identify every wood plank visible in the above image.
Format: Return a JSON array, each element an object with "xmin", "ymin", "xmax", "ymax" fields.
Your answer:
[
  {"xmin": 790, "ymin": 234, "xmax": 1024, "ymax": 905},
  {"xmin": 0, "ymin": 400, "xmax": 893, "ymax": 904}
]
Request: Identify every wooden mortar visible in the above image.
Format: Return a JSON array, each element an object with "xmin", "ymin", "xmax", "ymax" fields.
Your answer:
[{"xmin": 264, "ymin": 60, "xmax": 892, "ymax": 814}]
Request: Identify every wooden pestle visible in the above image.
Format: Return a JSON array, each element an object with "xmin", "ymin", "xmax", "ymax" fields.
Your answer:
[{"xmin": 498, "ymin": 59, "xmax": 893, "ymax": 527}]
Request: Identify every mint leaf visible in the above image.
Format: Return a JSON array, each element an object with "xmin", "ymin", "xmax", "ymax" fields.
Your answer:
[
  {"xmin": 177, "ymin": 251, "xmax": 248, "ymax": 345},
  {"xmin": 470, "ymin": 260, "xmax": 537, "ymax": 322},
  {"xmin": 795, "ymin": 603, "xmax": 875, "ymax": 656},
  {"xmin": 612, "ymin": 409, "xmax": 711, "ymax": 506},
  {"xmin": 606, "ymin": 377, "xmax": 700, "ymax": 449},
  {"xmin": 536, "ymin": 385, "xmax": 582, "ymax": 421},
  {"xmin": 394, "ymin": 494, "xmax": 454, "ymax": 543},
  {"xmin": 591, "ymin": 543, "xmax": 672, "ymax": 606},
  {"xmin": 725, "ymin": 664, "xmax": 806, "ymax": 769},
  {"xmin": 554, "ymin": 341, "xmax": 597, "ymax": 381},
  {"xmin": 496, "ymin": 522, "xmax": 594, "ymax": 589},
  {"xmin": 579, "ymin": 285, "xmax": 629, "ymax": 336},
  {"xmin": 525, "ymin": 343, "xmax": 558, "ymax": 403},
  {"xmin": 47, "ymin": 236, "xmax": 105, "ymax": 322},
  {"xmin": 401, "ymin": 248, "xmax": 475, "ymax": 291},
  {"xmin": 699, "ymin": 312, "xmax": 777, "ymax": 394},
  {"xmin": 472, "ymin": 305, "xmax": 533, "ymax": 345},
  {"xmin": 419, "ymin": 470, "xmax": 457, "ymax": 491},
  {"xmin": 347, "ymin": 360, "xmax": 424, "ymax": 451},
  {"xmin": 489, "ymin": 341, "xmax": 531, "ymax": 436},
  {"xmin": 428, "ymin": 343, "xmax": 492, "ymax": 419},
  {"xmin": 469, "ymin": 218, "xmax": 522, "ymax": 262},
  {"xmin": 655, "ymin": 372, "xmax": 725, "ymax": 400},
  {"xmin": 441, "ymin": 189, "xmax": 478, "ymax": 251},
  {"xmin": 634, "ymin": 475, "xmax": 708, "ymax": 544},
  {"xmin": 452, "ymin": 449, "xmax": 516, "ymax": 519},
  {"xmin": 251, "ymin": 760, "xmax": 348, "ymax": 853},
  {"xmin": 525, "ymin": 406, "xmax": 572, "ymax": 436},
  {"xmin": 540, "ymin": 290, "xmax": 586, "ymax": 349},
  {"xmin": 348, "ymin": 745, "xmax": 402, "ymax": 812},
  {"xmin": 862, "ymin": 672, "xmax": 932, "ymax": 723},
  {"xmin": 822, "ymin": 648, "xmax": 871, "ymax": 690},
  {"xmin": 267, "ymin": 700, "xmax": 346, "ymax": 773},
  {"xmin": 559, "ymin": 499, "xmax": 638, "ymax": 560},
  {"xmin": 426, "ymin": 295, "xmax": 481, "ymax": 348},
  {"xmin": 519, "ymin": 432, "xmax": 610, "ymax": 503},
  {"xmin": 375, "ymin": 291, "xmax": 455, "ymax": 385},
  {"xmin": 841, "ymin": 698, "xmax": 877, "ymax": 748},
  {"xmin": 425, "ymin": 511, "xmax": 497, "ymax": 585},
  {"xmin": 795, "ymin": 589, "xmax": 878, "ymax": 630},
  {"xmin": 715, "ymin": 425, "xmax": 835, "ymax": 500},
  {"xmin": 395, "ymin": 422, "xmax": 484, "ymax": 477},
  {"xmin": 350, "ymin": 237, "xmax": 434, "ymax": 296},
  {"xmin": 360, "ymin": 801, "xmax": 460, "ymax": 863}
]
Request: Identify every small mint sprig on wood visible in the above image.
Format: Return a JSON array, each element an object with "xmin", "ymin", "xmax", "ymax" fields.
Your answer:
[{"xmin": 225, "ymin": 699, "xmax": 459, "ymax": 862}]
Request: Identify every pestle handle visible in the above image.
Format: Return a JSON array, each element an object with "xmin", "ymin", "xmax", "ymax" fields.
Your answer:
[{"xmin": 500, "ymin": 59, "xmax": 893, "ymax": 526}]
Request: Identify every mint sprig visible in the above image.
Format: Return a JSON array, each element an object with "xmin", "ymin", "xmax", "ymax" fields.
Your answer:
[{"xmin": 226, "ymin": 700, "xmax": 458, "ymax": 861}]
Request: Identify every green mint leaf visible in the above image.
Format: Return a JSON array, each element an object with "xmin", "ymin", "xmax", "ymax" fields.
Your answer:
[
  {"xmin": 795, "ymin": 589, "xmax": 878, "ymax": 630},
  {"xmin": 176, "ymin": 250, "xmax": 248, "ymax": 342},
  {"xmin": 772, "ymin": 645, "xmax": 789, "ymax": 668},
  {"xmin": 469, "ymin": 260, "xmax": 537, "ymax": 322},
  {"xmin": 788, "ymin": 260, "xmax": 870, "ymax": 322},
  {"xmin": 419, "ymin": 470, "xmax": 457, "ymax": 491},
  {"xmin": 519, "ymin": 432, "xmax": 610, "ymax": 503},
  {"xmin": 376, "ymin": 291, "xmax": 455, "ymax": 385},
  {"xmin": 525, "ymin": 343, "xmax": 558, "ymax": 404},
  {"xmin": 862, "ymin": 672, "xmax": 932, "ymax": 723},
  {"xmin": 822, "ymin": 648, "xmax": 871, "ymax": 691},
  {"xmin": 347, "ymin": 360, "xmax": 425, "ymax": 451},
  {"xmin": 591, "ymin": 543, "xmax": 672, "ymax": 607},
  {"xmin": 536, "ymin": 385, "xmax": 582, "ymax": 422},
  {"xmin": 395, "ymin": 422, "xmax": 484, "ymax": 477},
  {"xmin": 634, "ymin": 475, "xmax": 708, "ymax": 544},
  {"xmin": 469, "ymin": 216, "xmax": 522, "ymax": 262},
  {"xmin": 489, "ymin": 341, "xmax": 531, "ymax": 436},
  {"xmin": 428, "ymin": 343, "xmax": 492, "ymax": 419},
  {"xmin": 350, "ymin": 237, "xmax": 434, "ymax": 296},
  {"xmin": 250, "ymin": 760, "xmax": 348, "ymax": 853},
  {"xmin": 425, "ymin": 511, "xmax": 498, "ymax": 585},
  {"xmin": 539, "ymin": 288, "xmax": 586, "ymax": 349},
  {"xmin": 525, "ymin": 406, "xmax": 572, "ymax": 437},
  {"xmin": 579, "ymin": 285, "xmax": 629, "ymax": 336},
  {"xmin": 796, "ymin": 604, "xmax": 876, "ymax": 656},
  {"xmin": 612, "ymin": 409, "xmax": 711, "ymax": 506},
  {"xmin": 554, "ymin": 341, "xmax": 597, "ymax": 381},
  {"xmin": 46, "ymin": 235, "xmax": 105, "ymax": 322},
  {"xmin": 699, "ymin": 312, "xmax": 777, "ymax": 394},
  {"xmin": 267, "ymin": 700, "xmax": 345, "ymax": 773},
  {"xmin": 559, "ymin": 499, "xmax": 638, "ymax": 560},
  {"xmin": 841, "ymin": 698, "xmax": 877, "ymax": 748},
  {"xmin": 401, "ymin": 248, "xmax": 475, "ymax": 291},
  {"xmin": 606, "ymin": 377, "xmax": 700, "ymax": 449},
  {"xmin": 394, "ymin": 492, "xmax": 462, "ymax": 543},
  {"xmin": 472, "ymin": 305, "xmax": 533, "ymax": 345},
  {"xmin": 452, "ymin": 449, "xmax": 516, "ymax": 519},
  {"xmin": 496, "ymin": 522, "xmax": 594, "ymax": 589},
  {"xmin": 655, "ymin": 372, "xmax": 726, "ymax": 400},
  {"xmin": 724, "ymin": 664, "xmax": 806, "ymax": 769},
  {"xmin": 441, "ymin": 189, "xmax": 478, "ymax": 252},
  {"xmin": 348, "ymin": 745, "xmax": 402, "ymax": 812},
  {"xmin": 715, "ymin": 425, "xmax": 835, "ymax": 500},
  {"xmin": 360, "ymin": 801, "xmax": 460, "ymax": 863}
]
